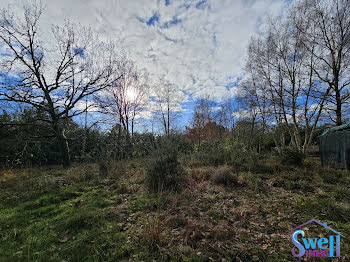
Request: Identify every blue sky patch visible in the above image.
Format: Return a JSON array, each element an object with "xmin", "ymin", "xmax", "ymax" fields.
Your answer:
[
  {"xmin": 0, "ymin": 72, "xmax": 23, "ymax": 87},
  {"xmin": 0, "ymin": 52, "xmax": 12, "ymax": 57},
  {"xmin": 146, "ymin": 13, "xmax": 160, "ymax": 26},
  {"xmin": 195, "ymin": 0, "xmax": 207, "ymax": 9},
  {"xmin": 226, "ymin": 76, "xmax": 242, "ymax": 88},
  {"xmin": 179, "ymin": 3, "xmax": 191, "ymax": 10},
  {"xmin": 73, "ymin": 47, "xmax": 85, "ymax": 58},
  {"xmin": 161, "ymin": 16, "xmax": 182, "ymax": 28}
]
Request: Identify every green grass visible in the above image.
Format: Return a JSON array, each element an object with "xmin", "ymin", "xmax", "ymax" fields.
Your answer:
[
  {"xmin": 0, "ymin": 181, "xmax": 130, "ymax": 261},
  {"xmin": 0, "ymin": 158, "xmax": 350, "ymax": 261}
]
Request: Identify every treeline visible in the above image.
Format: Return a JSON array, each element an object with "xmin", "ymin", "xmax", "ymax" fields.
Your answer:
[
  {"xmin": 0, "ymin": 101, "xmax": 315, "ymax": 168},
  {"xmin": 0, "ymin": 107, "xmax": 193, "ymax": 168}
]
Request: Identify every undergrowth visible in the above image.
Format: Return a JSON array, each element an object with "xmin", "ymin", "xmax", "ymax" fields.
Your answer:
[{"xmin": 0, "ymin": 156, "xmax": 349, "ymax": 261}]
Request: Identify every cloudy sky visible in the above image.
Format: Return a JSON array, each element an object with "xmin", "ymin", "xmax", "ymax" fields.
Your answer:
[{"xmin": 2, "ymin": 0, "xmax": 291, "ymax": 131}]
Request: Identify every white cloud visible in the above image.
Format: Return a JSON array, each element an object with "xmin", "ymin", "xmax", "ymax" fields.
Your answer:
[{"xmin": 2, "ymin": 0, "xmax": 289, "ymax": 119}]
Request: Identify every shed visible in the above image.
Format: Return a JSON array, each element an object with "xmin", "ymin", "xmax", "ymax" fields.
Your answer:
[{"xmin": 319, "ymin": 122, "xmax": 350, "ymax": 170}]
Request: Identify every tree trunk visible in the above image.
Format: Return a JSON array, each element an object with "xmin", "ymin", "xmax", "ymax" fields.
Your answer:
[
  {"xmin": 335, "ymin": 86, "xmax": 342, "ymax": 126},
  {"xmin": 167, "ymin": 101, "xmax": 170, "ymax": 135},
  {"xmin": 161, "ymin": 110, "xmax": 167, "ymax": 135},
  {"xmin": 81, "ymin": 99, "xmax": 88, "ymax": 155},
  {"xmin": 81, "ymin": 131, "xmax": 87, "ymax": 156},
  {"xmin": 131, "ymin": 119, "xmax": 134, "ymax": 138},
  {"xmin": 118, "ymin": 119, "xmax": 122, "ymax": 160},
  {"xmin": 53, "ymin": 121, "xmax": 70, "ymax": 168}
]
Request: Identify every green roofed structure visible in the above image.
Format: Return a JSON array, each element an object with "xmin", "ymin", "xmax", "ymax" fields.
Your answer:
[{"xmin": 319, "ymin": 122, "xmax": 350, "ymax": 170}]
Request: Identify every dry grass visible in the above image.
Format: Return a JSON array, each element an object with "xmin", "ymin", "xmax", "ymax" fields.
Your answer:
[{"xmin": 1, "ymin": 157, "xmax": 350, "ymax": 261}]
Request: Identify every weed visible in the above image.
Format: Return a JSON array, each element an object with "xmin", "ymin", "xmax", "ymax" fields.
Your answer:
[
  {"xmin": 283, "ymin": 179, "xmax": 311, "ymax": 191},
  {"xmin": 116, "ymin": 182, "xmax": 129, "ymax": 194},
  {"xmin": 191, "ymin": 167, "xmax": 216, "ymax": 181},
  {"xmin": 295, "ymin": 194, "xmax": 350, "ymax": 223},
  {"xmin": 239, "ymin": 173, "xmax": 266, "ymax": 193},
  {"xmin": 83, "ymin": 169, "xmax": 95, "ymax": 181},
  {"xmin": 98, "ymin": 160, "xmax": 109, "ymax": 178},
  {"xmin": 108, "ymin": 161, "xmax": 127, "ymax": 179},
  {"xmin": 334, "ymin": 187, "xmax": 350, "ymax": 203},
  {"xmin": 316, "ymin": 168, "xmax": 343, "ymax": 184},
  {"xmin": 139, "ymin": 217, "xmax": 165, "ymax": 251}
]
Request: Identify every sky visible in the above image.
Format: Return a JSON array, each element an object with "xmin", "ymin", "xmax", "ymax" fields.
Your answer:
[{"xmin": 1, "ymin": 0, "xmax": 291, "ymax": 132}]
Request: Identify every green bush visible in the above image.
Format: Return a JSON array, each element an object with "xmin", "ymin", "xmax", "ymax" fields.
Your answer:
[
  {"xmin": 146, "ymin": 137, "xmax": 187, "ymax": 193},
  {"xmin": 280, "ymin": 148, "xmax": 305, "ymax": 166},
  {"xmin": 194, "ymin": 138, "xmax": 258, "ymax": 169},
  {"xmin": 147, "ymin": 155, "xmax": 186, "ymax": 193}
]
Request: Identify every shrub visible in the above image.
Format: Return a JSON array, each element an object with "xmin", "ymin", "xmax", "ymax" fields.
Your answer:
[
  {"xmin": 222, "ymin": 138, "xmax": 259, "ymax": 170},
  {"xmin": 249, "ymin": 156, "xmax": 281, "ymax": 174},
  {"xmin": 193, "ymin": 138, "xmax": 258, "ymax": 170},
  {"xmin": 212, "ymin": 167, "xmax": 238, "ymax": 187},
  {"xmin": 78, "ymin": 153, "xmax": 94, "ymax": 163},
  {"xmin": 147, "ymin": 155, "xmax": 186, "ymax": 193},
  {"xmin": 147, "ymin": 137, "xmax": 186, "ymax": 193},
  {"xmin": 280, "ymin": 148, "xmax": 305, "ymax": 166},
  {"xmin": 195, "ymin": 140, "xmax": 224, "ymax": 167},
  {"xmin": 154, "ymin": 134, "xmax": 193, "ymax": 154},
  {"xmin": 115, "ymin": 182, "xmax": 129, "ymax": 194}
]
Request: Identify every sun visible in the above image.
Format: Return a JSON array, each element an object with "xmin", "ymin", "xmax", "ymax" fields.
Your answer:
[{"xmin": 126, "ymin": 88, "xmax": 137, "ymax": 102}]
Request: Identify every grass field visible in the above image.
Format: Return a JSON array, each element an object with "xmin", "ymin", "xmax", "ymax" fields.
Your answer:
[{"xmin": 0, "ymin": 157, "xmax": 349, "ymax": 261}]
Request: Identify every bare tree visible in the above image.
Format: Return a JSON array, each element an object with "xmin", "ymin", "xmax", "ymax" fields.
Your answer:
[
  {"xmin": 0, "ymin": 2, "xmax": 119, "ymax": 167},
  {"xmin": 215, "ymin": 98, "xmax": 236, "ymax": 132},
  {"xmin": 295, "ymin": 0, "xmax": 350, "ymax": 125},
  {"xmin": 238, "ymin": 73, "xmax": 269, "ymax": 150},
  {"xmin": 245, "ymin": 10, "xmax": 331, "ymax": 153},
  {"xmin": 153, "ymin": 80, "xmax": 182, "ymax": 135},
  {"xmin": 188, "ymin": 96, "xmax": 215, "ymax": 145},
  {"xmin": 95, "ymin": 55, "xmax": 148, "ymax": 138}
]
